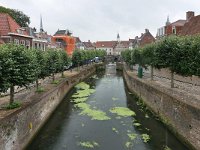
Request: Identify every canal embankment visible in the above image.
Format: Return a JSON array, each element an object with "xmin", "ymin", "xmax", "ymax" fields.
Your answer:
[
  {"xmin": 0, "ymin": 63, "xmax": 104, "ymax": 150},
  {"xmin": 120, "ymin": 63, "xmax": 200, "ymax": 150}
]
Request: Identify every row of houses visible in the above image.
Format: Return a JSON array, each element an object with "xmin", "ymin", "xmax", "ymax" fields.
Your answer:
[
  {"xmin": 75, "ymin": 10, "xmax": 200, "ymax": 56},
  {"xmin": 157, "ymin": 11, "xmax": 200, "ymax": 38},
  {"xmin": 75, "ymin": 29, "xmax": 155, "ymax": 55},
  {"xmin": 0, "ymin": 13, "xmax": 76, "ymax": 56}
]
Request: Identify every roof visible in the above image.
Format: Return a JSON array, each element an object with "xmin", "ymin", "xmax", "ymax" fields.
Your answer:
[
  {"xmin": 179, "ymin": 15, "xmax": 200, "ymax": 36},
  {"xmin": 0, "ymin": 13, "xmax": 28, "ymax": 36},
  {"xmin": 83, "ymin": 41, "xmax": 95, "ymax": 48},
  {"xmin": 139, "ymin": 30, "xmax": 155, "ymax": 47},
  {"xmin": 120, "ymin": 41, "xmax": 130, "ymax": 48},
  {"xmin": 54, "ymin": 29, "xmax": 72, "ymax": 36},
  {"xmin": 95, "ymin": 41, "xmax": 117, "ymax": 48},
  {"xmin": 75, "ymin": 37, "xmax": 82, "ymax": 43},
  {"xmin": 170, "ymin": 20, "xmax": 186, "ymax": 26}
]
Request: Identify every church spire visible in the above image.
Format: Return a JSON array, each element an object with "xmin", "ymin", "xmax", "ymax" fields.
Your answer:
[
  {"xmin": 40, "ymin": 15, "xmax": 44, "ymax": 32},
  {"xmin": 117, "ymin": 33, "xmax": 120, "ymax": 43},
  {"xmin": 166, "ymin": 15, "xmax": 170, "ymax": 26}
]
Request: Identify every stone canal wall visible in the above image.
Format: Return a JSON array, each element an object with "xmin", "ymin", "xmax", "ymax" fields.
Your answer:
[
  {"xmin": 0, "ymin": 64, "xmax": 102, "ymax": 150},
  {"xmin": 123, "ymin": 64, "xmax": 200, "ymax": 150}
]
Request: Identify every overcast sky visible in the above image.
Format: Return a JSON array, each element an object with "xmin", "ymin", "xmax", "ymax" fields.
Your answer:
[{"xmin": 0, "ymin": 0, "xmax": 200, "ymax": 41}]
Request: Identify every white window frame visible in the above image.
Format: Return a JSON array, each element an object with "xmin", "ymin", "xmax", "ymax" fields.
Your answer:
[
  {"xmin": 14, "ymin": 39, "xmax": 19, "ymax": 45},
  {"xmin": 20, "ymin": 40, "xmax": 25, "ymax": 46}
]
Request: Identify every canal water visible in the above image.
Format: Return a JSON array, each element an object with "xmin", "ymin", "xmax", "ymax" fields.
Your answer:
[{"xmin": 27, "ymin": 63, "xmax": 188, "ymax": 150}]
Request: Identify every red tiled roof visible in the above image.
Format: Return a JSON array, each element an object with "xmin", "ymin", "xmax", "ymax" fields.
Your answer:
[
  {"xmin": 95, "ymin": 41, "xmax": 117, "ymax": 48},
  {"xmin": 120, "ymin": 41, "xmax": 130, "ymax": 48},
  {"xmin": 170, "ymin": 20, "xmax": 186, "ymax": 26},
  {"xmin": 0, "ymin": 13, "xmax": 28, "ymax": 36},
  {"xmin": 179, "ymin": 15, "xmax": 200, "ymax": 36}
]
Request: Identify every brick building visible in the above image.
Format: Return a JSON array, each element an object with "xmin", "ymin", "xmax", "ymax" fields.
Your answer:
[{"xmin": 0, "ymin": 13, "xmax": 33, "ymax": 48}]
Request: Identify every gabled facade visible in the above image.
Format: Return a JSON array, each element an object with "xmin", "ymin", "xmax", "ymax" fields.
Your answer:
[
  {"xmin": 83, "ymin": 40, "xmax": 95, "ymax": 50},
  {"xmin": 136, "ymin": 29, "xmax": 155, "ymax": 47},
  {"xmin": 75, "ymin": 37, "xmax": 85, "ymax": 50},
  {"xmin": 52, "ymin": 29, "xmax": 75, "ymax": 56},
  {"xmin": 178, "ymin": 12, "xmax": 200, "ymax": 36},
  {"xmin": 0, "ymin": 13, "xmax": 33, "ymax": 48}
]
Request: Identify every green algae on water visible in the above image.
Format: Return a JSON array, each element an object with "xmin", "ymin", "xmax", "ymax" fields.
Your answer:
[
  {"xmin": 128, "ymin": 133, "xmax": 137, "ymax": 140},
  {"xmin": 163, "ymin": 145, "xmax": 172, "ymax": 150},
  {"xmin": 141, "ymin": 134, "xmax": 150, "ymax": 143},
  {"xmin": 72, "ymin": 89, "xmax": 95, "ymax": 98},
  {"xmin": 112, "ymin": 127, "xmax": 119, "ymax": 134},
  {"xmin": 125, "ymin": 141, "xmax": 133, "ymax": 149},
  {"xmin": 75, "ymin": 103, "xmax": 111, "ymax": 121},
  {"xmin": 112, "ymin": 97, "xmax": 119, "ymax": 101},
  {"xmin": 109, "ymin": 107, "xmax": 136, "ymax": 117},
  {"xmin": 75, "ymin": 82, "xmax": 90, "ymax": 90},
  {"xmin": 133, "ymin": 122, "xmax": 141, "ymax": 127},
  {"xmin": 71, "ymin": 97, "xmax": 88, "ymax": 103},
  {"xmin": 79, "ymin": 141, "xmax": 99, "ymax": 148}
]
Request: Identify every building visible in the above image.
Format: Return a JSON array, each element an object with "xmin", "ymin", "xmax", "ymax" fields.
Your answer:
[
  {"xmin": 114, "ymin": 33, "xmax": 130, "ymax": 55},
  {"xmin": 135, "ymin": 29, "xmax": 155, "ymax": 47},
  {"xmin": 0, "ymin": 13, "xmax": 33, "ymax": 48},
  {"xmin": 52, "ymin": 29, "xmax": 75, "ymax": 56},
  {"xmin": 95, "ymin": 41, "xmax": 117, "ymax": 55},
  {"xmin": 75, "ymin": 37, "xmax": 85, "ymax": 50},
  {"xmin": 83, "ymin": 40, "xmax": 96, "ymax": 50},
  {"xmin": 156, "ymin": 11, "xmax": 196, "ymax": 39},
  {"xmin": 178, "ymin": 12, "xmax": 200, "ymax": 36}
]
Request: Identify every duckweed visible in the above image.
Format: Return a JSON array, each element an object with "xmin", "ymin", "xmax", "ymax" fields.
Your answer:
[
  {"xmin": 141, "ymin": 134, "xmax": 150, "ymax": 143},
  {"xmin": 133, "ymin": 123, "xmax": 141, "ymax": 127},
  {"xmin": 112, "ymin": 97, "xmax": 119, "ymax": 101},
  {"xmin": 75, "ymin": 82, "xmax": 90, "ymax": 90},
  {"xmin": 112, "ymin": 127, "xmax": 119, "ymax": 134},
  {"xmin": 125, "ymin": 141, "xmax": 133, "ymax": 148},
  {"xmin": 128, "ymin": 133, "xmax": 137, "ymax": 140},
  {"xmin": 109, "ymin": 107, "xmax": 136, "ymax": 117},
  {"xmin": 79, "ymin": 141, "xmax": 99, "ymax": 148},
  {"xmin": 75, "ymin": 103, "xmax": 111, "ymax": 120}
]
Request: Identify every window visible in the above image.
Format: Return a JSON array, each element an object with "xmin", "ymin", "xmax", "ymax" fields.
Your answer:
[
  {"xmin": 20, "ymin": 40, "xmax": 25, "ymax": 45},
  {"xmin": 26, "ymin": 40, "xmax": 30, "ymax": 49},
  {"xmin": 172, "ymin": 26, "xmax": 176, "ymax": 34},
  {"xmin": 14, "ymin": 39, "xmax": 19, "ymax": 45},
  {"xmin": 35, "ymin": 43, "xmax": 37, "ymax": 49}
]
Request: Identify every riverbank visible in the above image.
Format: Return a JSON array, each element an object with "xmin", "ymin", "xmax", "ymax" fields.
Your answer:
[
  {"xmin": 0, "ymin": 63, "xmax": 104, "ymax": 150},
  {"xmin": 121, "ymin": 63, "xmax": 200, "ymax": 150}
]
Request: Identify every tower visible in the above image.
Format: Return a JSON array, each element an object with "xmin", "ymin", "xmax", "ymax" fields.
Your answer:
[
  {"xmin": 117, "ymin": 33, "xmax": 120, "ymax": 43},
  {"xmin": 40, "ymin": 15, "xmax": 44, "ymax": 32},
  {"xmin": 166, "ymin": 16, "xmax": 170, "ymax": 26}
]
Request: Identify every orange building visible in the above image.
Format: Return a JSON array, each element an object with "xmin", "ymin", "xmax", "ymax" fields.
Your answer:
[{"xmin": 52, "ymin": 29, "xmax": 75, "ymax": 56}]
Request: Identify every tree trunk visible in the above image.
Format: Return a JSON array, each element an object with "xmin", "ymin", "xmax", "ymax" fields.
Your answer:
[
  {"xmin": 36, "ymin": 79, "xmax": 39, "ymax": 90},
  {"xmin": 61, "ymin": 71, "xmax": 64, "ymax": 78},
  {"xmin": 10, "ymin": 85, "xmax": 14, "ymax": 105},
  {"xmin": 150, "ymin": 66, "xmax": 153, "ymax": 81},
  {"xmin": 52, "ymin": 73, "xmax": 55, "ymax": 81},
  {"xmin": 171, "ymin": 71, "xmax": 174, "ymax": 88}
]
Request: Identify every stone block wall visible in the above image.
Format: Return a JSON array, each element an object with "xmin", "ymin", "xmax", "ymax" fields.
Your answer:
[
  {"xmin": 123, "ymin": 68, "xmax": 200, "ymax": 150},
  {"xmin": 0, "ymin": 65, "xmax": 97, "ymax": 150}
]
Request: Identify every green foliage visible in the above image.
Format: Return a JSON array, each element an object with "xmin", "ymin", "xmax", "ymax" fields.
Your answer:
[
  {"xmin": 0, "ymin": 6, "xmax": 30, "ymax": 27},
  {"xmin": 5, "ymin": 101, "xmax": 21, "ymax": 109},
  {"xmin": 0, "ymin": 44, "xmax": 70, "ymax": 104},
  {"xmin": 122, "ymin": 35, "xmax": 200, "ymax": 77}
]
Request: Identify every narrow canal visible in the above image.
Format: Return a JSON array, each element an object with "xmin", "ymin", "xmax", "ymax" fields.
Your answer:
[{"xmin": 27, "ymin": 64, "xmax": 188, "ymax": 150}]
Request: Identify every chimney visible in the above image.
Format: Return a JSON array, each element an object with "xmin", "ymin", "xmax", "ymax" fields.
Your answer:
[
  {"xmin": 145, "ymin": 29, "xmax": 149, "ymax": 33},
  {"xmin": 88, "ymin": 40, "xmax": 90, "ymax": 43},
  {"xmin": 186, "ymin": 11, "xmax": 195, "ymax": 21}
]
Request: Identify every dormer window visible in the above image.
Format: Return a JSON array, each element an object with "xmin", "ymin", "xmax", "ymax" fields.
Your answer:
[{"xmin": 20, "ymin": 40, "xmax": 25, "ymax": 45}]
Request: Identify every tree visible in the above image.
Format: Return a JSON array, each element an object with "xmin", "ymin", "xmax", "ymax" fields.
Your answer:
[
  {"xmin": 72, "ymin": 50, "xmax": 82, "ymax": 70},
  {"xmin": 46, "ymin": 49, "xmax": 60, "ymax": 82},
  {"xmin": 57, "ymin": 50, "xmax": 69, "ymax": 77},
  {"xmin": 0, "ymin": 44, "xmax": 37, "ymax": 104}
]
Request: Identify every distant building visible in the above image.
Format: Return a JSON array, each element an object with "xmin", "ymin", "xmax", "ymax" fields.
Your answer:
[
  {"xmin": 0, "ymin": 13, "xmax": 33, "ymax": 48},
  {"xmin": 75, "ymin": 37, "xmax": 85, "ymax": 50},
  {"xmin": 114, "ymin": 33, "xmax": 130, "ymax": 55},
  {"xmin": 95, "ymin": 41, "xmax": 117, "ymax": 55},
  {"xmin": 83, "ymin": 40, "xmax": 96, "ymax": 50},
  {"xmin": 52, "ymin": 29, "xmax": 75, "ymax": 56},
  {"xmin": 137, "ymin": 29, "xmax": 155, "ymax": 47}
]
